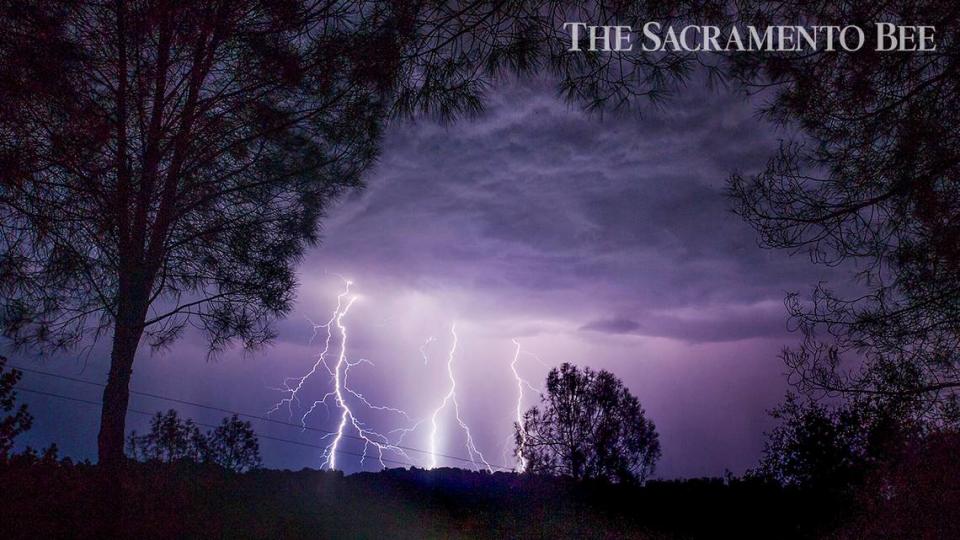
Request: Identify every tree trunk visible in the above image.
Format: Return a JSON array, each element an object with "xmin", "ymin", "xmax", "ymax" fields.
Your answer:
[
  {"xmin": 94, "ymin": 296, "xmax": 146, "ymax": 535},
  {"xmin": 97, "ymin": 295, "xmax": 148, "ymax": 470}
]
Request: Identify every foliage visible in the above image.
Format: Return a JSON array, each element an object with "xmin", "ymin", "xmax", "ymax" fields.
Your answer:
[
  {"xmin": 205, "ymin": 414, "xmax": 261, "ymax": 474},
  {"xmin": 127, "ymin": 409, "xmax": 261, "ymax": 473},
  {"xmin": 755, "ymin": 393, "xmax": 923, "ymax": 493},
  {"xmin": 0, "ymin": 356, "xmax": 32, "ymax": 461},
  {"xmin": 727, "ymin": 0, "xmax": 960, "ymax": 421},
  {"xmin": 127, "ymin": 410, "xmax": 206, "ymax": 464},
  {"xmin": 518, "ymin": 363, "xmax": 660, "ymax": 483},
  {"xmin": 756, "ymin": 395, "xmax": 867, "ymax": 491},
  {"xmin": 836, "ymin": 431, "xmax": 960, "ymax": 539}
]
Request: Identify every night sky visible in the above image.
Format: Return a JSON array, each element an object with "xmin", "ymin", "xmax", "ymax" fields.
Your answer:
[{"xmin": 11, "ymin": 75, "xmax": 841, "ymax": 479}]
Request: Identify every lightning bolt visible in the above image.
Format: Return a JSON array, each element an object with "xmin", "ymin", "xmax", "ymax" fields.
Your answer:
[
  {"xmin": 509, "ymin": 338, "xmax": 543, "ymax": 472},
  {"xmin": 267, "ymin": 284, "xmax": 350, "ymax": 421},
  {"xmin": 426, "ymin": 323, "xmax": 492, "ymax": 472},
  {"xmin": 269, "ymin": 278, "xmax": 416, "ymax": 471},
  {"xmin": 511, "ymin": 339, "xmax": 528, "ymax": 472},
  {"xmin": 419, "ymin": 336, "xmax": 436, "ymax": 365}
]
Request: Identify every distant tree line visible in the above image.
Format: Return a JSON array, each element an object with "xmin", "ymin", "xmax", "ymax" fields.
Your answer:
[{"xmin": 127, "ymin": 409, "xmax": 262, "ymax": 473}]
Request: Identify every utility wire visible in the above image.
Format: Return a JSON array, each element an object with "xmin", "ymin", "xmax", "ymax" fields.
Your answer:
[
  {"xmin": 16, "ymin": 386, "xmax": 421, "ymax": 469},
  {"xmin": 11, "ymin": 364, "xmax": 515, "ymax": 472}
]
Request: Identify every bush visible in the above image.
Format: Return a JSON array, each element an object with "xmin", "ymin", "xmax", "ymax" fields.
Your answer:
[
  {"xmin": 0, "ymin": 356, "xmax": 32, "ymax": 462},
  {"xmin": 127, "ymin": 410, "xmax": 261, "ymax": 473}
]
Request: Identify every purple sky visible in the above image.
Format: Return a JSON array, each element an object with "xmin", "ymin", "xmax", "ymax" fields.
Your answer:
[{"xmin": 12, "ymin": 77, "xmax": 840, "ymax": 479}]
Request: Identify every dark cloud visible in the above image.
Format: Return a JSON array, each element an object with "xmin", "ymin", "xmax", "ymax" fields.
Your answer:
[
  {"xmin": 581, "ymin": 317, "xmax": 643, "ymax": 334},
  {"xmin": 315, "ymin": 76, "xmax": 833, "ymax": 318},
  {"xmin": 580, "ymin": 301, "xmax": 789, "ymax": 343},
  {"xmin": 284, "ymin": 75, "xmax": 840, "ymax": 475}
]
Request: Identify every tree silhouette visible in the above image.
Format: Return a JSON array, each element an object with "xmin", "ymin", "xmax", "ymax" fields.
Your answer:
[
  {"xmin": 517, "ymin": 363, "xmax": 660, "ymax": 483},
  {"xmin": 0, "ymin": 1, "xmax": 715, "ymax": 483},
  {"xmin": 206, "ymin": 414, "xmax": 261, "ymax": 473},
  {"xmin": 126, "ymin": 410, "xmax": 206, "ymax": 463},
  {"xmin": 727, "ymin": 1, "xmax": 960, "ymax": 420},
  {"xmin": 0, "ymin": 356, "xmax": 32, "ymax": 461},
  {"xmin": 757, "ymin": 393, "xmax": 922, "ymax": 491},
  {"xmin": 756, "ymin": 394, "xmax": 866, "ymax": 492},
  {"xmin": 127, "ymin": 409, "xmax": 261, "ymax": 473}
]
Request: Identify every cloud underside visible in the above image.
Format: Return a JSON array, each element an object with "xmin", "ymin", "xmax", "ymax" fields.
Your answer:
[
  {"xmin": 579, "ymin": 301, "xmax": 788, "ymax": 343},
  {"xmin": 313, "ymin": 76, "xmax": 830, "ymax": 344}
]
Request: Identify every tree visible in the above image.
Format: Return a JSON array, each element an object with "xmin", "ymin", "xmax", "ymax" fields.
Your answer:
[
  {"xmin": 726, "ymin": 1, "xmax": 960, "ymax": 421},
  {"xmin": 758, "ymin": 391, "xmax": 926, "ymax": 489},
  {"xmin": 0, "ymin": 0, "xmax": 715, "ymax": 478},
  {"xmin": 517, "ymin": 363, "xmax": 660, "ymax": 483},
  {"xmin": 126, "ymin": 410, "xmax": 206, "ymax": 464},
  {"xmin": 206, "ymin": 414, "xmax": 261, "ymax": 473},
  {"xmin": 127, "ymin": 409, "xmax": 261, "ymax": 473},
  {"xmin": 0, "ymin": 356, "xmax": 32, "ymax": 461},
  {"xmin": 756, "ymin": 395, "xmax": 867, "ymax": 491}
]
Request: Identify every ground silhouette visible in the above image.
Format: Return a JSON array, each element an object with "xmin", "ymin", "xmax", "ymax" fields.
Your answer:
[{"xmin": 2, "ymin": 458, "xmax": 850, "ymax": 539}]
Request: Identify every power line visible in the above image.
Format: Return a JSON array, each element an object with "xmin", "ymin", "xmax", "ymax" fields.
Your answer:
[
  {"xmin": 11, "ymin": 364, "xmax": 515, "ymax": 471},
  {"xmin": 15, "ymin": 386, "xmax": 420, "ymax": 469}
]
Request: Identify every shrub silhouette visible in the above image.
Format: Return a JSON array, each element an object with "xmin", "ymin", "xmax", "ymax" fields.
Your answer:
[
  {"xmin": 755, "ymin": 394, "xmax": 870, "ymax": 493},
  {"xmin": 127, "ymin": 410, "xmax": 261, "ymax": 473},
  {"xmin": 206, "ymin": 414, "xmax": 262, "ymax": 473},
  {"xmin": 0, "ymin": 356, "xmax": 32, "ymax": 462}
]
